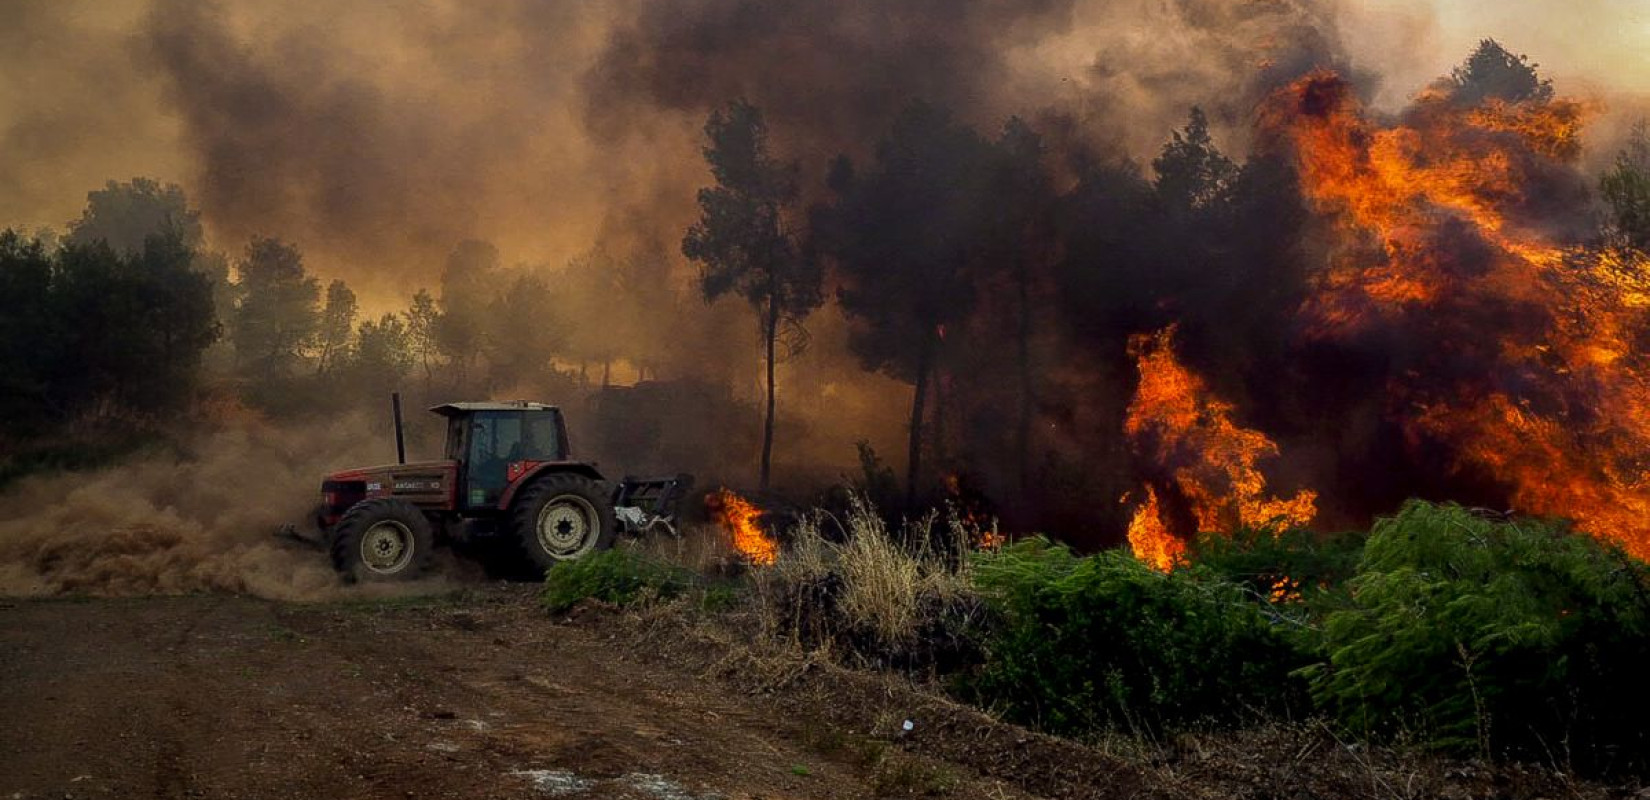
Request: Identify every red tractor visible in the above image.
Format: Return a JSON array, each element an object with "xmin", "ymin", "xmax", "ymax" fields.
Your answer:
[{"xmin": 292, "ymin": 399, "xmax": 690, "ymax": 581}]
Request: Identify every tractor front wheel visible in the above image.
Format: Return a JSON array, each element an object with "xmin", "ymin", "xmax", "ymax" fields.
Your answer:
[
  {"xmin": 329, "ymin": 498, "xmax": 435, "ymax": 582},
  {"xmin": 511, "ymin": 474, "xmax": 616, "ymax": 572}
]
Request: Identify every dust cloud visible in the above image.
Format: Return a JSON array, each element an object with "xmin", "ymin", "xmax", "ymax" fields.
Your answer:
[{"xmin": 0, "ymin": 414, "xmax": 461, "ymax": 600}]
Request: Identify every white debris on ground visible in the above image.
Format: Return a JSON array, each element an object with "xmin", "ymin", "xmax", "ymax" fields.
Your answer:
[
  {"xmin": 507, "ymin": 769, "xmax": 721, "ymax": 799},
  {"xmin": 509, "ymin": 769, "xmax": 594, "ymax": 796}
]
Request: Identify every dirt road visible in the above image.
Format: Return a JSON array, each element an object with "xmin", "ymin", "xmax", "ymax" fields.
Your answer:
[
  {"xmin": 2, "ymin": 587, "xmax": 1007, "ymax": 800},
  {"xmin": 4, "ymin": 587, "xmax": 1631, "ymax": 800}
]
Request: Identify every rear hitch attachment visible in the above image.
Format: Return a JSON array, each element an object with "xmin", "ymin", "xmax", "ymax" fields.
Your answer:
[{"xmin": 613, "ymin": 473, "xmax": 695, "ymax": 537}]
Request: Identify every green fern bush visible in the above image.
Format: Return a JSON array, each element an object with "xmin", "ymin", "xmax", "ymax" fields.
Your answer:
[
  {"xmin": 541, "ymin": 548, "xmax": 695, "ymax": 613},
  {"xmin": 1303, "ymin": 501, "xmax": 1650, "ymax": 774},
  {"xmin": 1191, "ymin": 523, "xmax": 1365, "ymax": 604},
  {"xmin": 967, "ymin": 538, "xmax": 1311, "ymax": 736}
]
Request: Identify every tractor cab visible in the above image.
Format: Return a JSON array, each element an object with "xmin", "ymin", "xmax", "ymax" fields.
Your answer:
[{"xmin": 432, "ymin": 402, "xmax": 570, "ymax": 509}]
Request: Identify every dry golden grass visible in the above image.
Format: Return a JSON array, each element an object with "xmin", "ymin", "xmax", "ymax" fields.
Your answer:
[
  {"xmin": 751, "ymin": 495, "xmax": 979, "ymax": 663},
  {"xmin": 632, "ymin": 521, "xmax": 741, "ymax": 573}
]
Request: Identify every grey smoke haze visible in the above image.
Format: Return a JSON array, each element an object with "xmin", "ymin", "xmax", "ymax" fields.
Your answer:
[
  {"xmin": 0, "ymin": 0, "xmax": 1389, "ymax": 294},
  {"xmin": 3, "ymin": 0, "xmax": 1645, "ymax": 293}
]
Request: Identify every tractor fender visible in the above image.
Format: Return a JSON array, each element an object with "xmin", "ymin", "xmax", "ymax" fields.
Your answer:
[{"xmin": 497, "ymin": 461, "xmax": 607, "ymax": 511}]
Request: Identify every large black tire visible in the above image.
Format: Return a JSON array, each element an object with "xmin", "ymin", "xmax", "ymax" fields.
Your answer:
[
  {"xmin": 510, "ymin": 473, "xmax": 617, "ymax": 573},
  {"xmin": 329, "ymin": 498, "xmax": 436, "ymax": 582}
]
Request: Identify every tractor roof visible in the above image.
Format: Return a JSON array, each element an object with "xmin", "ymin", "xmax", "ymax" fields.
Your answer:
[{"xmin": 429, "ymin": 401, "xmax": 560, "ymax": 417}]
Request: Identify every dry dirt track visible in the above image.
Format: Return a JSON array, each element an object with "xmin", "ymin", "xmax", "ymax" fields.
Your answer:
[
  {"xmin": 1, "ymin": 586, "xmax": 1025, "ymax": 800},
  {"xmin": 5, "ymin": 587, "xmax": 1635, "ymax": 800}
]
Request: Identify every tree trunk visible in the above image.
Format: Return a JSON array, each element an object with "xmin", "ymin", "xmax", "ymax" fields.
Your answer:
[
  {"xmin": 932, "ymin": 366, "xmax": 947, "ymax": 473},
  {"xmin": 760, "ymin": 292, "xmax": 779, "ymax": 491},
  {"xmin": 1016, "ymin": 260, "xmax": 1033, "ymax": 493},
  {"xmin": 601, "ymin": 360, "xmax": 611, "ymax": 388},
  {"xmin": 905, "ymin": 333, "xmax": 934, "ymax": 509}
]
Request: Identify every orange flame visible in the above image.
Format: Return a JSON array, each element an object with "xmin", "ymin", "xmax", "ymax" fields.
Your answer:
[
  {"xmin": 1268, "ymin": 575, "xmax": 1303, "ymax": 604},
  {"xmin": 943, "ymin": 473, "xmax": 1003, "ymax": 549},
  {"xmin": 1123, "ymin": 327, "xmax": 1317, "ymax": 569},
  {"xmin": 1265, "ymin": 71, "xmax": 1650, "ymax": 560},
  {"xmin": 707, "ymin": 488, "xmax": 777, "ymax": 565},
  {"xmin": 1125, "ymin": 485, "xmax": 1185, "ymax": 571}
]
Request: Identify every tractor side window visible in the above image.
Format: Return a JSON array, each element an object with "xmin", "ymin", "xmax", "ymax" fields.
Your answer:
[
  {"xmin": 466, "ymin": 413, "xmax": 522, "ymax": 507},
  {"xmin": 445, "ymin": 418, "xmax": 466, "ymax": 461},
  {"xmin": 522, "ymin": 413, "xmax": 561, "ymax": 461}
]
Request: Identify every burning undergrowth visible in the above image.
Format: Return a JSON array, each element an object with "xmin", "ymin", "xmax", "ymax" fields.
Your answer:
[
  {"xmin": 705, "ymin": 487, "xmax": 778, "ymax": 566},
  {"xmin": 596, "ymin": 496, "xmax": 1650, "ymax": 778}
]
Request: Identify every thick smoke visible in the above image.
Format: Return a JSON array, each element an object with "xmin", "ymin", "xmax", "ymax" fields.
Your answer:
[
  {"xmin": 128, "ymin": 0, "xmax": 1370, "ymax": 291},
  {"xmin": 584, "ymin": 0, "xmax": 1077, "ymax": 153},
  {"xmin": 139, "ymin": 0, "xmax": 631, "ymax": 292},
  {"xmin": 1043, "ymin": 0, "xmax": 1359, "ymax": 158}
]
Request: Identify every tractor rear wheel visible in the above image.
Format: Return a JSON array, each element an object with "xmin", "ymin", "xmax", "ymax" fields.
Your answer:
[
  {"xmin": 330, "ymin": 498, "xmax": 435, "ymax": 582},
  {"xmin": 511, "ymin": 474, "xmax": 616, "ymax": 572}
]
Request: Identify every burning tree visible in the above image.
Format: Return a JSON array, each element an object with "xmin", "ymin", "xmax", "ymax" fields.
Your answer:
[
  {"xmin": 1256, "ymin": 52, "xmax": 1650, "ymax": 559},
  {"xmin": 1124, "ymin": 327, "xmax": 1317, "ymax": 570},
  {"xmin": 683, "ymin": 100, "xmax": 823, "ymax": 491}
]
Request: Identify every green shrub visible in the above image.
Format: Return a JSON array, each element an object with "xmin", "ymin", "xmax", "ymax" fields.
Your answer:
[
  {"xmin": 1304, "ymin": 501, "xmax": 1650, "ymax": 775},
  {"xmin": 696, "ymin": 581, "xmax": 747, "ymax": 613},
  {"xmin": 968, "ymin": 538, "xmax": 1311, "ymax": 736},
  {"xmin": 541, "ymin": 548, "xmax": 695, "ymax": 613}
]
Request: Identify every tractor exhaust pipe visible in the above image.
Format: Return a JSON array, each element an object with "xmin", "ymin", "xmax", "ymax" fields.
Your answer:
[{"xmin": 391, "ymin": 392, "xmax": 406, "ymax": 465}]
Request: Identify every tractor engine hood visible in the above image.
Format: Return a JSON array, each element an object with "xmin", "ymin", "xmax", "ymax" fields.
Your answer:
[
  {"xmin": 325, "ymin": 460, "xmax": 455, "ymax": 484},
  {"xmin": 322, "ymin": 460, "xmax": 458, "ymax": 513}
]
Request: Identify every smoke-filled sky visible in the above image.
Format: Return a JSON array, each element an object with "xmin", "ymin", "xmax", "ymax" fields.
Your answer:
[{"xmin": 2, "ymin": 0, "xmax": 1645, "ymax": 302}]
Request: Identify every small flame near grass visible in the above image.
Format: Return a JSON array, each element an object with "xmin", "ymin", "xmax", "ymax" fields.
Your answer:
[
  {"xmin": 707, "ymin": 488, "xmax": 777, "ymax": 565},
  {"xmin": 942, "ymin": 473, "xmax": 1004, "ymax": 549}
]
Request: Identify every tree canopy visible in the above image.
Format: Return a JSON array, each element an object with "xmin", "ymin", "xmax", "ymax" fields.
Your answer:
[{"xmin": 1449, "ymin": 39, "xmax": 1553, "ymax": 106}]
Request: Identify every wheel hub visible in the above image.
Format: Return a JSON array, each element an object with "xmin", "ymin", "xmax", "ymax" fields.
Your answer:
[
  {"xmin": 360, "ymin": 521, "xmax": 413, "ymax": 574},
  {"xmin": 537, "ymin": 497, "xmax": 596, "ymax": 558}
]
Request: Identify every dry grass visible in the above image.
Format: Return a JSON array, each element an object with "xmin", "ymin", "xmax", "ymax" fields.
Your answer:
[
  {"xmin": 633, "ymin": 521, "xmax": 743, "ymax": 575},
  {"xmin": 750, "ymin": 496, "xmax": 984, "ymax": 670}
]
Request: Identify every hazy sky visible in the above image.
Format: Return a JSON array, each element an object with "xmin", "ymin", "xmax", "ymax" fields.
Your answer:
[{"xmin": 1348, "ymin": 0, "xmax": 1650, "ymax": 103}]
